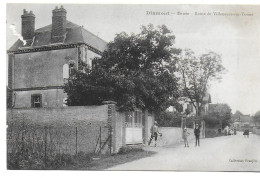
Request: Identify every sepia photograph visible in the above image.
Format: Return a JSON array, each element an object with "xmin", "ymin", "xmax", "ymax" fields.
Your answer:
[{"xmin": 5, "ymin": 2, "xmax": 260, "ymax": 172}]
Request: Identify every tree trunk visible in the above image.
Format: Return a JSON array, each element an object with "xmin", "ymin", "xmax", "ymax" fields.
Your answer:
[{"xmin": 195, "ymin": 103, "xmax": 201, "ymax": 117}]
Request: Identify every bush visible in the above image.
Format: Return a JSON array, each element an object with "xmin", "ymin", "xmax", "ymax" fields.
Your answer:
[
  {"xmin": 74, "ymin": 151, "xmax": 93, "ymax": 164},
  {"xmin": 8, "ymin": 152, "xmax": 45, "ymax": 170},
  {"xmin": 157, "ymin": 111, "xmax": 182, "ymax": 127},
  {"xmin": 205, "ymin": 129, "xmax": 218, "ymax": 138},
  {"xmin": 203, "ymin": 115, "xmax": 220, "ymax": 129},
  {"xmin": 117, "ymin": 146, "xmax": 143, "ymax": 155},
  {"xmin": 7, "ymin": 151, "xmax": 95, "ymax": 170}
]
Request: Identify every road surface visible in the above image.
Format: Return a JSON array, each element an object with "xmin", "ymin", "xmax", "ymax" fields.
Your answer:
[{"xmin": 107, "ymin": 132, "xmax": 260, "ymax": 171}]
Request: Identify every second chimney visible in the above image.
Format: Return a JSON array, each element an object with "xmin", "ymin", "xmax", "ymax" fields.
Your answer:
[
  {"xmin": 21, "ymin": 9, "xmax": 35, "ymax": 45},
  {"xmin": 51, "ymin": 6, "xmax": 67, "ymax": 43}
]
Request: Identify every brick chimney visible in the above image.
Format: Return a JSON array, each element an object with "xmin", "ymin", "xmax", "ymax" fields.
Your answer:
[
  {"xmin": 51, "ymin": 5, "xmax": 67, "ymax": 43},
  {"xmin": 21, "ymin": 9, "xmax": 35, "ymax": 45}
]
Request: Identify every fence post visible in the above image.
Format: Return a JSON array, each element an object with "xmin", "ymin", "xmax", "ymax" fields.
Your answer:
[
  {"xmin": 99, "ymin": 126, "xmax": 102, "ymax": 150},
  {"xmin": 44, "ymin": 126, "xmax": 47, "ymax": 166},
  {"xmin": 102, "ymin": 101, "xmax": 117, "ymax": 154},
  {"xmin": 21, "ymin": 114, "xmax": 25, "ymax": 159},
  {"xmin": 109, "ymin": 125, "xmax": 112, "ymax": 155},
  {"xmin": 75, "ymin": 127, "xmax": 78, "ymax": 155}
]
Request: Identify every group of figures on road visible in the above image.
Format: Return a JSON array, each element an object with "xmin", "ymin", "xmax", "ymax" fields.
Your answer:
[
  {"xmin": 223, "ymin": 126, "xmax": 250, "ymax": 138},
  {"xmin": 148, "ymin": 121, "xmax": 251, "ymax": 148},
  {"xmin": 243, "ymin": 129, "xmax": 250, "ymax": 138},
  {"xmin": 148, "ymin": 121, "xmax": 201, "ymax": 147},
  {"xmin": 222, "ymin": 126, "xmax": 237, "ymax": 136},
  {"xmin": 183, "ymin": 124, "xmax": 200, "ymax": 147}
]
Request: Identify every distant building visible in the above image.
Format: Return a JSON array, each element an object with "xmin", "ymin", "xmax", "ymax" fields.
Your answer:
[
  {"xmin": 7, "ymin": 6, "xmax": 107, "ymax": 108},
  {"xmin": 201, "ymin": 93, "xmax": 212, "ymax": 115},
  {"xmin": 167, "ymin": 93, "xmax": 211, "ymax": 116},
  {"xmin": 232, "ymin": 113, "xmax": 255, "ymax": 131}
]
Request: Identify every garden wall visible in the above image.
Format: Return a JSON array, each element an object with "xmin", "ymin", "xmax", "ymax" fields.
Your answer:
[
  {"xmin": 7, "ymin": 103, "xmax": 156, "ymax": 170},
  {"xmin": 7, "ymin": 105, "xmax": 110, "ymax": 156},
  {"xmin": 253, "ymin": 127, "xmax": 260, "ymax": 135},
  {"xmin": 7, "ymin": 105, "xmax": 108, "ymax": 122}
]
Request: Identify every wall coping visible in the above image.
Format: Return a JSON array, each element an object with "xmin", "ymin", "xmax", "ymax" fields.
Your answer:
[
  {"xmin": 102, "ymin": 101, "xmax": 117, "ymax": 105},
  {"xmin": 7, "ymin": 105, "xmax": 107, "ymax": 111}
]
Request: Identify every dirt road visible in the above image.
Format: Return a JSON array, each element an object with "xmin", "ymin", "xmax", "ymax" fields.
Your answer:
[{"xmin": 107, "ymin": 132, "xmax": 260, "ymax": 171}]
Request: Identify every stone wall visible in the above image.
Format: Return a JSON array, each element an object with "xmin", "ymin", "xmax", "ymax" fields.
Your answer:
[
  {"xmin": 7, "ymin": 104, "xmax": 154, "ymax": 154},
  {"xmin": 8, "ymin": 48, "xmax": 79, "ymax": 108},
  {"xmin": 7, "ymin": 105, "xmax": 108, "ymax": 122},
  {"xmin": 253, "ymin": 127, "xmax": 260, "ymax": 135},
  {"xmin": 7, "ymin": 105, "xmax": 109, "ymax": 154},
  {"xmin": 14, "ymin": 89, "xmax": 67, "ymax": 108},
  {"xmin": 13, "ymin": 48, "xmax": 78, "ymax": 89}
]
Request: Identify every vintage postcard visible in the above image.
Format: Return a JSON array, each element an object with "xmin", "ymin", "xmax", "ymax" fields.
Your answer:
[{"xmin": 5, "ymin": 3, "xmax": 260, "ymax": 172}]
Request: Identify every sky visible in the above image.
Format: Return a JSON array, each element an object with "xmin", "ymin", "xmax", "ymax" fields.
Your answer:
[{"xmin": 5, "ymin": 4, "xmax": 260, "ymax": 115}]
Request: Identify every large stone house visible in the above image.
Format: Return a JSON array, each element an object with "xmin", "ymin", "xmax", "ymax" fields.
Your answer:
[{"xmin": 7, "ymin": 6, "xmax": 107, "ymax": 109}]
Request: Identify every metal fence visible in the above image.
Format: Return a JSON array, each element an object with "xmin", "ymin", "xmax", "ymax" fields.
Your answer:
[{"xmin": 7, "ymin": 114, "xmax": 110, "ymax": 165}]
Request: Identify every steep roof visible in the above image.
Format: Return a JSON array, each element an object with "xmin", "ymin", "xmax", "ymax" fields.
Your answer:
[
  {"xmin": 233, "ymin": 114, "xmax": 253, "ymax": 122},
  {"xmin": 9, "ymin": 20, "xmax": 107, "ymax": 52},
  {"xmin": 240, "ymin": 115, "xmax": 253, "ymax": 122}
]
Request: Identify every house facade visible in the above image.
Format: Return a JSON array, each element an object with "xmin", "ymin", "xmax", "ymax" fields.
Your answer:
[
  {"xmin": 232, "ymin": 114, "xmax": 255, "ymax": 131},
  {"xmin": 168, "ymin": 93, "xmax": 211, "ymax": 117},
  {"xmin": 7, "ymin": 6, "xmax": 107, "ymax": 109}
]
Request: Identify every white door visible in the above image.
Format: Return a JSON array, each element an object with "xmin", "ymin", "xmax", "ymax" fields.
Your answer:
[{"xmin": 125, "ymin": 111, "xmax": 143, "ymax": 144}]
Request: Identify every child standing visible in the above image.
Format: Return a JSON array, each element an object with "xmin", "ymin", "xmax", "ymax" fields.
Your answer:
[{"xmin": 183, "ymin": 128, "xmax": 190, "ymax": 147}]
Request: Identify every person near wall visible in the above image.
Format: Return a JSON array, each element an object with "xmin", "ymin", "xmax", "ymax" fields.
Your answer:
[
  {"xmin": 218, "ymin": 128, "xmax": 222, "ymax": 136},
  {"xmin": 148, "ymin": 121, "xmax": 161, "ymax": 147},
  {"xmin": 194, "ymin": 124, "xmax": 201, "ymax": 147},
  {"xmin": 183, "ymin": 128, "xmax": 190, "ymax": 147}
]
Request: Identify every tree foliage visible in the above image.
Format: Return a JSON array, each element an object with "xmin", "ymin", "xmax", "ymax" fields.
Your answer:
[
  {"xmin": 253, "ymin": 110, "xmax": 260, "ymax": 121},
  {"xmin": 178, "ymin": 49, "xmax": 226, "ymax": 116},
  {"xmin": 64, "ymin": 24, "xmax": 181, "ymax": 112},
  {"xmin": 203, "ymin": 104, "xmax": 232, "ymax": 128},
  {"xmin": 156, "ymin": 111, "xmax": 182, "ymax": 127}
]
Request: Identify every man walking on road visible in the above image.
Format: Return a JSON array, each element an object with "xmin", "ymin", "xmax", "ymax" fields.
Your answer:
[
  {"xmin": 148, "ymin": 121, "xmax": 161, "ymax": 147},
  {"xmin": 194, "ymin": 124, "xmax": 200, "ymax": 147}
]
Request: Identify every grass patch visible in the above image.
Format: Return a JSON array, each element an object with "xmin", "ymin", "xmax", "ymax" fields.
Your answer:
[
  {"xmin": 8, "ymin": 147, "xmax": 155, "ymax": 170},
  {"xmin": 62, "ymin": 146, "xmax": 156, "ymax": 170}
]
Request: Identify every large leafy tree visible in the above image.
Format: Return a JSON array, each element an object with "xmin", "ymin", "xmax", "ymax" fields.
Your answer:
[
  {"xmin": 157, "ymin": 111, "xmax": 182, "ymax": 127},
  {"xmin": 64, "ymin": 24, "xmax": 181, "ymax": 112},
  {"xmin": 178, "ymin": 49, "xmax": 226, "ymax": 116},
  {"xmin": 232, "ymin": 110, "xmax": 243, "ymax": 121},
  {"xmin": 204, "ymin": 104, "xmax": 232, "ymax": 128}
]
